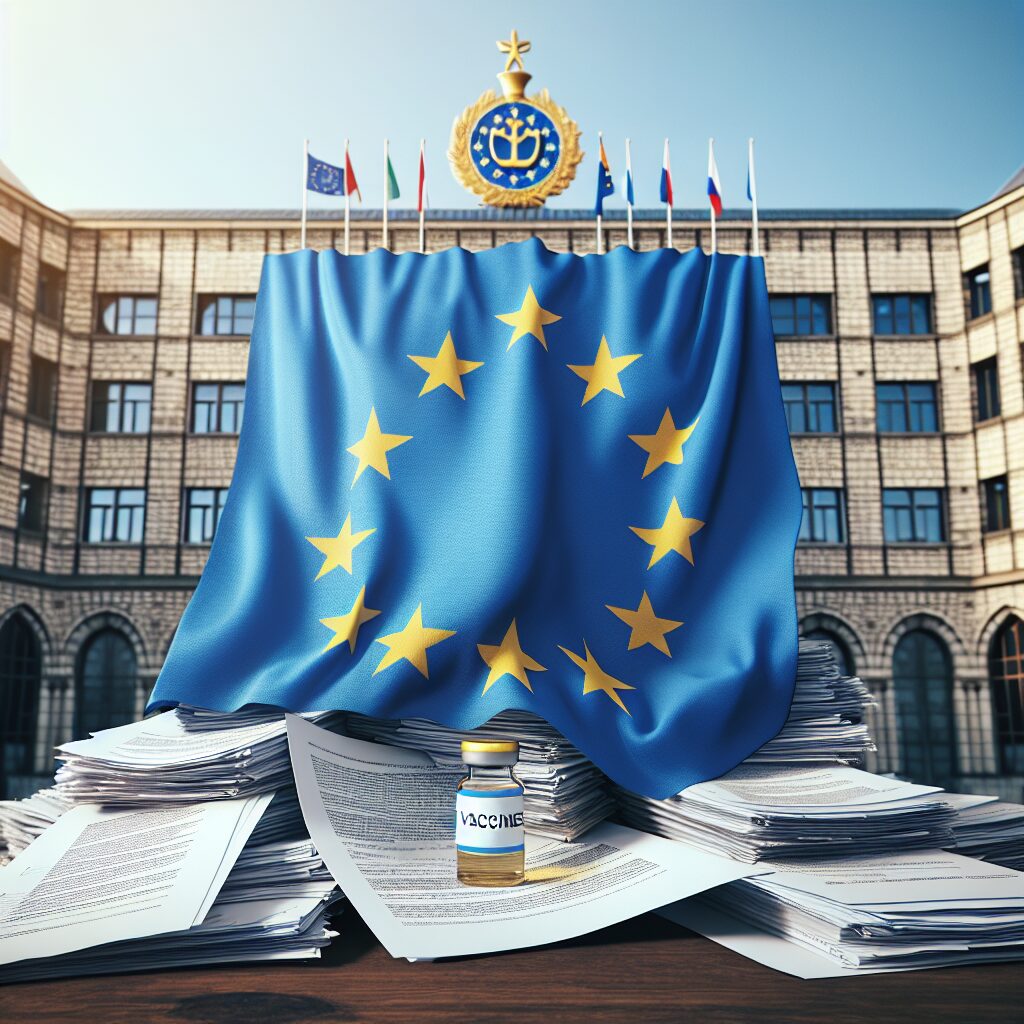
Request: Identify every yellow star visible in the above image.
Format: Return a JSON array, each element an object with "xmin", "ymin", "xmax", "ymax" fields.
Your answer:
[
  {"xmin": 607, "ymin": 592, "xmax": 684, "ymax": 657},
  {"xmin": 567, "ymin": 336, "xmax": 642, "ymax": 405},
  {"xmin": 477, "ymin": 619, "xmax": 546, "ymax": 695},
  {"xmin": 629, "ymin": 410, "xmax": 699, "ymax": 479},
  {"xmin": 319, "ymin": 586, "xmax": 381, "ymax": 654},
  {"xmin": 495, "ymin": 285, "xmax": 561, "ymax": 350},
  {"xmin": 630, "ymin": 497, "xmax": 706, "ymax": 569},
  {"xmin": 373, "ymin": 604, "xmax": 456, "ymax": 679},
  {"xmin": 408, "ymin": 331, "xmax": 484, "ymax": 399},
  {"xmin": 305, "ymin": 514, "xmax": 375, "ymax": 580},
  {"xmin": 346, "ymin": 408, "xmax": 412, "ymax": 486},
  {"xmin": 557, "ymin": 641, "xmax": 635, "ymax": 715}
]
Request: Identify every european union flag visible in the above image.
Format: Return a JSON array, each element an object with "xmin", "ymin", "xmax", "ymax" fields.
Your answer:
[
  {"xmin": 307, "ymin": 153, "xmax": 343, "ymax": 196},
  {"xmin": 150, "ymin": 240, "xmax": 801, "ymax": 798}
]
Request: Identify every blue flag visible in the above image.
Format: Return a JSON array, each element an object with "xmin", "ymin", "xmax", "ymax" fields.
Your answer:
[
  {"xmin": 594, "ymin": 139, "xmax": 615, "ymax": 216},
  {"xmin": 150, "ymin": 239, "xmax": 801, "ymax": 797},
  {"xmin": 307, "ymin": 153, "xmax": 343, "ymax": 195}
]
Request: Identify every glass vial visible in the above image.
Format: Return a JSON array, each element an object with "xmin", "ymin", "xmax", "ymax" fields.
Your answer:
[{"xmin": 456, "ymin": 739, "xmax": 525, "ymax": 887}]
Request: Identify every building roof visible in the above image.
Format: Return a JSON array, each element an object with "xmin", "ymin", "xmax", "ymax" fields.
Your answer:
[
  {"xmin": 63, "ymin": 206, "xmax": 962, "ymax": 223},
  {"xmin": 0, "ymin": 159, "xmax": 35, "ymax": 199},
  {"xmin": 993, "ymin": 165, "xmax": 1024, "ymax": 200}
]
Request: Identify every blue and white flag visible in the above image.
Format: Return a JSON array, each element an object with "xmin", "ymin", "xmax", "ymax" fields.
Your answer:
[
  {"xmin": 150, "ymin": 239, "xmax": 801, "ymax": 798},
  {"xmin": 307, "ymin": 154, "xmax": 343, "ymax": 196}
]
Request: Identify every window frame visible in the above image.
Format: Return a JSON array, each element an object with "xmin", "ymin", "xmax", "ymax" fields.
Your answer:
[
  {"xmin": 782, "ymin": 381, "xmax": 839, "ymax": 435},
  {"xmin": 35, "ymin": 262, "xmax": 65, "ymax": 323},
  {"xmin": 0, "ymin": 238, "xmax": 20, "ymax": 303},
  {"xmin": 1012, "ymin": 246, "xmax": 1024, "ymax": 304},
  {"xmin": 182, "ymin": 486, "xmax": 230, "ymax": 544},
  {"xmin": 89, "ymin": 381, "xmax": 153, "ymax": 434},
  {"xmin": 768, "ymin": 293, "xmax": 834, "ymax": 338},
  {"xmin": 966, "ymin": 264, "xmax": 993, "ymax": 321},
  {"xmin": 982, "ymin": 475, "xmax": 1011, "ymax": 534},
  {"xmin": 27, "ymin": 354, "xmax": 57, "ymax": 423},
  {"xmin": 195, "ymin": 294, "xmax": 257, "ymax": 337},
  {"xmin": 882, "ymin": 487, "xmax": 946, "ymax": 544},
  {"xmin": 973, "ymin": 356, "xmax": 1001, "ymax": 423},
  {"xmin": 190, "ymin": 381, "xmax": 245, "ymax": 435},
  {"xmin": 875, "ymin": 381, "xmax": 940, "ymax": 434},
  {"xmin": 799, "ymin": 487, "xmax": 846, "ymax": 544},
  {"xmin": 870, "ymin": 293, "xmax": 934, "ymax": 336},
  {"xmin": 18, "ymin": 471, "xmax": 49, "ymax": 534},
  {"xmin": 82, "ymin": 487, "xmax": 147, "ymax": 545},
  {"xmin": 96, "ymin": 295, "xmax": 159, "ymax": 337}
]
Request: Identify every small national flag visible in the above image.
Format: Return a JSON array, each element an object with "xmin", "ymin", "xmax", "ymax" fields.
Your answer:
[
  {"xmin": 386, "ymin": 153, "xmax": 400, "ymax": 202},
  {"xmin": 418, "ymin": 142, "xmax": 428, "ymax": 212},
  {"xmin": 307, "ymin": 154, "xmax": 343, "ymax": 196},
  {"xmin": 344, "ymin": 148, "xmax": 361, "ymax": 203},
  {"xmin": 707, "ymin": 138, "xmax": 723, "ymax": 216},
  {"xmin": 746, "ymin": 139, "xmax": 757, "ymax": 205},
  {"xmin": 623, "ymin": 140, "xmax": 635, "ymax": 207},
  {"xmin": 594, "ymin": 135, "xmax": 614, "ymax": 216},
  {"xmin": 660, "ymin": 139, "xmax": 673, "ymax": 206}
]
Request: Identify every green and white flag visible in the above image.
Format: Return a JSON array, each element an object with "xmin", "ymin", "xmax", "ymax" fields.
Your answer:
[{"xmin": 386, "ymin": 155, "xmax": 400, "ymax": 201}]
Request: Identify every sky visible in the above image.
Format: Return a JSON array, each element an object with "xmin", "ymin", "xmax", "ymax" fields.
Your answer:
[{"xmin": 1, "ymin": 0, "xmax": 1022, "ymax": 214}]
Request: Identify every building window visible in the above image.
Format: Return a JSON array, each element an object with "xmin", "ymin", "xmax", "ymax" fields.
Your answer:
[
  {"xmin": 769, "ymin": 294, "xmax": 832, "ymax": 336},
  {"xmin": 192, "ymin": 382, "xmax": 245, "ymax": 434},
  {"xmin": 184, "ymin": 487, "xmax": 229, "ymax": 544},
  {"xmin": 18, "ymin": 472, "xmax": 48, "ymax": 533},
  {"xmin": 28, "ymin": 354, "xmax": 57, "ymax": 422},
  {"xmin": 197, "ymin": 295, "xmax": 256, "ymax": 336},
  {"xmin": 871, "ymin": 294, "xmax": 932, "ymax": 335},
  {"xmin": 1013, "ymin": 246, "xmax": 1024, "ymax": 303},
  {"xmin": 0, "ymin": 613, "xmax": 42, "ymax": 799},
  {"xmin": 982, "ymin": 475, "xmax": 1011, "ymax": 533},
  {"xmin": 966, "ymin": 264, "xmax": 992, "ymax": 320},
  {"xmin": 0, "ymin": 239, "xmax": 19, "ymax": 301},
  {"xmin": 799, "ymin": 488, "xmax": 845, "ymax": 543},
  {"xmin": 882, "ymin": 488, "xmax": 945, "ymax": 543},
  {"xmin": 36, "ymin": 263, "xmax": 65, "ymax": 321},
  {"xmin": 83, "ymin": 488, "xmax": 146, "ymax": 544},
  {"xmin": 892, "ymin": 630, "xmax": 956, "ymax": 787},
  {"xmin": 803, "ymin": 629, "xmax": 854, "ymax": 677},
  {"xmin": 90, "ymin": 382, "xmax": 152, "ymax": 433},
  {"xmin": 973, "ymin": 357, "xmax": 1000, "ymax": 422},
  {"xmin": 74, "ymin": 629, "xmax": 137, "ymax": 740},
  {"xmin": 0, "ymin": 341, "xmax": 10, "ymax": 404},
  {"xmin": 782, "ymin": 382, "xmax": 837, "ymax": 434},
  {"xmin": 990, "ymin": 616, "xmax": 1024, "ymax": 775},
  {"xmin": 97, "ymin": 295, "xmax": 158, "ymax": 336},
  {"xmin": 875, "ymin": 382, "xmax": 939, "ymax": 433}
]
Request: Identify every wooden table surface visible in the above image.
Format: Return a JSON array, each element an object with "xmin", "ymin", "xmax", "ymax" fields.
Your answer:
[{"xmin": 2, "ymin": 911, "xmax": 1022, "ymax": 1024}]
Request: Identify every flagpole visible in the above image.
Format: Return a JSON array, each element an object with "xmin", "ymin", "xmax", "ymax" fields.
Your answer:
[
  {"xmin": 748, "ymin": 136, "xmax": 760, "ymax": 258},
  {"xmin": 664, "ymin": 138, "xmax": 673, "ymax": 249},
  {"xmin": 709, "ymin": 137, "xmax": 717, "ymax": 255},
  {"xmin": 596, "ymin": 130, "xmax": 604, "ymax": 255},
  {"xmin": 301, "ymin": 139, "xmax": 309, "ymax": 250},
  {"xmin": 625, "ymin": 137, "xmax": 633, "ymax": 250},
  {"xmin": 383, "ymin": 138, "xmax": 390, "ymax": 252},
  {"xmin": 344, "ymin": 138, "xmax": 351, "ymax": 256},
  {"xmin": 418, "ymin": 138, "xmax": 426, "ymax": 254}
]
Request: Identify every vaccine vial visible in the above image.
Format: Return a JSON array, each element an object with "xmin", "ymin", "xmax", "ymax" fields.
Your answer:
[{"xmin": 456, "ymin": 739, "xmax": 525, "ymax": 887}]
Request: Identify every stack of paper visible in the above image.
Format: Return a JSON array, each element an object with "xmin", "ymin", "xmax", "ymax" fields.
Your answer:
[
  {"xmin": 346, "ymin": 710, "xmax": 613, "ymax": 841},
  {"xmin": 665, "ymin": 850, "xmax": 1024, "ymax": 975},
  {"xmin": 0, "ymin": 792, "xmax": 342, "ymax": 983},
  {"xmin": 746, "ymin": 640, "xmax": 874, "ymax": 765},
  {"xmin": 0, "ymin": 787, "xmax": 69, "ymax": 859},
  {"xmin": 615, "ymin": 763, "xmax": 956, "ymax": 863},
  {"xmin": 948, "ymin": 797, "xmax": 1024, "ymax": 871},
  {"xmin": 53, "ymin": 706, "xmax": 343, "ymax": 805}
]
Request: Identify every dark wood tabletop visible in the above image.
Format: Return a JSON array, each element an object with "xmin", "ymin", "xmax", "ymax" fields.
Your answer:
[{"xmin": 2, "ymin": 911, "xmax": 1022, "ymax": 1024}]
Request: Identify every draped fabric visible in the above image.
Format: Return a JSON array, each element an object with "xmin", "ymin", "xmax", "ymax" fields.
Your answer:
[{"xmin": 150, "ymin": 238, "xmax": 801, "ymax": 798}]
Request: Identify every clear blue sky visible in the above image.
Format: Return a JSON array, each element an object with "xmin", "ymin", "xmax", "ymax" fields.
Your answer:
[{"xmin": 2, "ymin": 0, "xmax": 1021, "ymax": 213}]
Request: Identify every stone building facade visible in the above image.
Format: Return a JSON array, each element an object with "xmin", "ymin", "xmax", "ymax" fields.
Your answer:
[{"xmin": 1, "ymin": 162, "xmax": 1023, "ymax": 799}]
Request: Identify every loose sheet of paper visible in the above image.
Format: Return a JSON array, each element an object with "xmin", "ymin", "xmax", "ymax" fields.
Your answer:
[
  {"xmin": 0, "ymin": 794, "xmax": 270, "ymax": 966},
  {"xmin": 286, "ymin": 714, "xmax": 757, "ymax": 960}
]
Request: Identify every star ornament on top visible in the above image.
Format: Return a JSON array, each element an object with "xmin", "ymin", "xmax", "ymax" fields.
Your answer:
[
  {"xmin": 408, "ymin": 331, "xmax": 483, "ymax": 399},
  {"xmin": 477, "ymin": 619, "xmax": 546, "ymax": 695},
  {"xmin": 495, "ymin": 286, "xmax": 561, "ymax": 350},
  {"xmin": 567, "ymin": 336, "xmax": 642, "ymax": 405}
]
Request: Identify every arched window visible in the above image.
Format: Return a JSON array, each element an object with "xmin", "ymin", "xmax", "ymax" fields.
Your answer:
[
  {"xmin": 989, "ymin": 616, "xmax": 1024, "ymax": 774},
  {"xmin": 804, "ymin": 628, "xmax": 854, "ymax": 677},
  {"xmin": 75, "ymin": 629, "xmax": 137, "ymax": 739},
  {"xmin": 0, "ymin": 614, "xmax": 42, "ymax": 798},
  {"xmin": 892, "ymin": 630, "xmax": 956, "ymax": 786}
]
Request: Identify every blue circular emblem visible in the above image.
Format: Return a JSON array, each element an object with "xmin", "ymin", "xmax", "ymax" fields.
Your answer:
[{"xmin": 471, "ymin": 101, "xmax": 561, "ymax": 192}]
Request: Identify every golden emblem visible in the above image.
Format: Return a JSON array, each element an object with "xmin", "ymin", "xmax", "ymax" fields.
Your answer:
[{"xmin": 448, "ymin": 30, "xmax": 583, "ymax": 208}]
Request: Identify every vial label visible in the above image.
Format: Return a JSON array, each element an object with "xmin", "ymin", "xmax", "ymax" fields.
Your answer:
[{"xmin": 455, "ymin": 787, "xmax": 525, "ymax": 854}]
